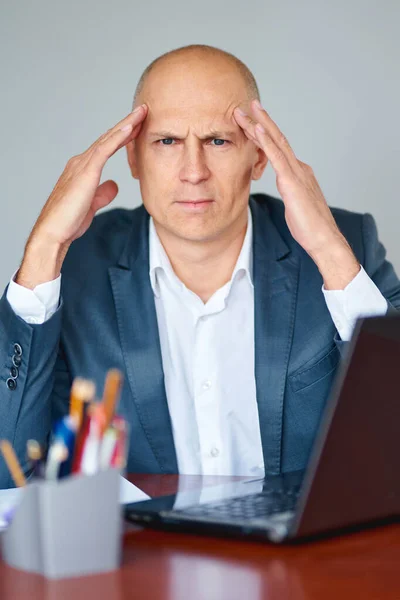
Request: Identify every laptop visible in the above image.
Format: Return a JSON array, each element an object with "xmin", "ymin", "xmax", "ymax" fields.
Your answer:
[{"xmin": 125, "ymin": 313, "xmax": 400, "ymax": 543}]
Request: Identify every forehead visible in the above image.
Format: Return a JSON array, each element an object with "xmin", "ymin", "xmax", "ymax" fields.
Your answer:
[
  {"xmin": 139, "ymin": 58, "xmax": 249, "ymax": 126},
  {"xmin": 146, "ymin": 103, "xmax": 236, "ymax": 132}
]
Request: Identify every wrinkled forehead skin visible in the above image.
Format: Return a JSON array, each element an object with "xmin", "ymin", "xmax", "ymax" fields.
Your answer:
[{"xmin": 135, "ymin": 56, "xmax": 253, "ymax": 141}]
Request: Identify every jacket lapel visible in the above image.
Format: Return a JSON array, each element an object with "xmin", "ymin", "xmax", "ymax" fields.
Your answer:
[
  {"xmin": 250, "ymin": 196, "xmax": 300, "ymax": 474},
  {"xmin": 108, "ymin": 206, "xmax": 178, "ymax": 473}
]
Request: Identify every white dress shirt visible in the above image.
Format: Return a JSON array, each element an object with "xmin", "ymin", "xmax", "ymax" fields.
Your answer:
[
  {"xmin": 149, "ymin": 208, "xmax": 263, "ymax": 476},
  {"xmin": 6, "ymin": 207, "xmax": 389, "ymax": 475}
]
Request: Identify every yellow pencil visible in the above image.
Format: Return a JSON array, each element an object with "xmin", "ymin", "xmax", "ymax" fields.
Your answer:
[
  {"xmin": 0, "ymin": 440, "xmax": 26, "ymax": 487},
  {"xmin": 102, "ymin": 369, "xmax": 123, "ymax": 431}
]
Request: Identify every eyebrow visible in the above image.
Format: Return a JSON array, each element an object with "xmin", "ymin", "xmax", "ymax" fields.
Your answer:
[{"xmin": 148, "ymin": 129, "xmax": 239, "ymax": 140}]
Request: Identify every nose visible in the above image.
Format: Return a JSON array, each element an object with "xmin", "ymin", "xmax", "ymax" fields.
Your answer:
[{"xmin": 179, "ymin": 141, "xmax": 211, "ymax": 184}]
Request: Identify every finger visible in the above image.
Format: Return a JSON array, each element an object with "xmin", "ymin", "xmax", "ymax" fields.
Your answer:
[
  {"xmin": 87, "ymin": 104, "xmax": 148, "ymax": 154},
  {"xmin": 233, "ymin": 108, "xmax": 264, "ymax": 145},
  {"xmin": 241, "ymin": 125, "xmax": 260, "ymax": 146},
  {"xmin": 91, "ymin": 180, "xmax": 119, "ymax": 213},
  {"xmin": 106, "ymin": 103, "xmax": 148, "ymax": 141},
  {"xmin": 234, "ymin": 108, "xmax": 290, "ymax": 175},
  {"xmin": 88, "ymin": 120, "xmax": 145, "ymax": 169},
  {"xmin": 117, "ymin": 120, "xmax": 144, "ymax": 147},
  {"xmin": 114, "ymin": 103, "xmax": 148, "ymax": 130},
  {"xmin": 253, "ymin": 123, "xmax": 291, "ymax": 175},
  {"xmin": 104, "ymin": 119, "xmax": 145, "ymax": 159},
  {"xmin": 250, "ymin": 100, "xmax": 298, "ymax": 168}
]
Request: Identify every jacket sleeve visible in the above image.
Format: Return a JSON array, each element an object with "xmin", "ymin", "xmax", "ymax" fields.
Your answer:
[
  {"xmin": 0, "ymin": 288, "xmax": 70, "ymax": 487},
  {"xmin": 334, "ymin": 211, "xmax": 400, "ymax": 356}
]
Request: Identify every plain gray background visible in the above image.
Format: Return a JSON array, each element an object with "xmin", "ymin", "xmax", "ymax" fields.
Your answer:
[{"xmin": 1, "ymin": 0, "xmax": 399, "ymax": 290}]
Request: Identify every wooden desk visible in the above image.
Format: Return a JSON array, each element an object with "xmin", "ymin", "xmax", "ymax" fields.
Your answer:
[{"xmin": 0, "ymin": 474, "xmax": 399, "ymax": 599}]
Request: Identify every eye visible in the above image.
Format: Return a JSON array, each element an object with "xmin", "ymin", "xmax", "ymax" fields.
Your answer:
[{"xmin": 157, "ymin": 137, "xmax": 230, "ymax": 146}]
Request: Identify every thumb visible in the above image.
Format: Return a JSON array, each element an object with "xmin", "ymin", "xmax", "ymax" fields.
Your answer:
[{"xmin": 91, "ymin": 180, "xmax": 119, "ymax": 213}]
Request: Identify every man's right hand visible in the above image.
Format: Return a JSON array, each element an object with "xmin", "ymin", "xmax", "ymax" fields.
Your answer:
[{"xmin": 16, "ymin": 104, "xmax": 148, "ymax": 290}]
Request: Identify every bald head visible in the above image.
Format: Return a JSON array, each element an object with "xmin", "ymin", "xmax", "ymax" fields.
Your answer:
[{"xmin": 132, "ymin": 44, "xmax": 260, "ymax": 109}]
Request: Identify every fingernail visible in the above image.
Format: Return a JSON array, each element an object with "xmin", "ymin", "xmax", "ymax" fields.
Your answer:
[
  {"xmin": 256, "ymin": 123, "xmax": 265, "ymax": 133},
  {"xmin": 132, "ymin": 105, "xmax": 142, "ymax": 113},
  {"xmin": 236, "ymin": 107, "xmax": 247, "ymax": 117},
  {"xmin": 253, "ymin": 99, "xmax": 263, "ymax": 110},
  {"xmin": 121, "ymin": 124, "xmax": 133, "ymax": 132}
]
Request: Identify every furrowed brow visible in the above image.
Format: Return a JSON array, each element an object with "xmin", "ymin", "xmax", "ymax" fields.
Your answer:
[{"xmin": 148, "ymin": 129, "xmax": 238, "ymax": 140}]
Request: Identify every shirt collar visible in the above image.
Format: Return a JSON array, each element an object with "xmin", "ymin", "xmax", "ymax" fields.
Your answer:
[
  {"xmin": 149, "ymin": 205, "xmax": 253, "ymax": 298},
  {"xmin": 149, "ymin": 218, "xmax": 180, "ymax": 298}
]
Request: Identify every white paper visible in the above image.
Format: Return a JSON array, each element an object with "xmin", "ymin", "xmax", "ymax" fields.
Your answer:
[
  {"xmin": 0, "ymin": 475, "xmax": 149, "ymax": 531},
  {"xmin": 119, "ymin": 476, "xmax": 150, "ymax": 504}
]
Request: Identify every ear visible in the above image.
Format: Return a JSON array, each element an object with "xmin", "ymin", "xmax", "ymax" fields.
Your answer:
[
  {"xmin": 126, "ymin": 140, "xmax": 139, "ymax": 180},
  {"xmin": 251, "ymin": 146, "xmax": 268, "ymax": 180}
]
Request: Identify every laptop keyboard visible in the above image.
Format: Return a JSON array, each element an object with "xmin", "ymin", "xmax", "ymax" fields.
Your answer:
[{"xmin": 173, "ymin": 486, "xmax": 300, "ymax": 523}]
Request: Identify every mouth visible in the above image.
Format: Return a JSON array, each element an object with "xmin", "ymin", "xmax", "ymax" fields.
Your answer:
[{"xmin": 176, "ymin": 199, "xmax": 214, "ymax": 211}]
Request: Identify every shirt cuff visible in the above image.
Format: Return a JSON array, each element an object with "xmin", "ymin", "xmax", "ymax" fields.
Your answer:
[
  {"xmin": 322, "ymin": 265, "xmax": 388, "ymax": 341},
  {"xmin": 6, "ymin": 271, "xmax": 61, "ymax": 325}
]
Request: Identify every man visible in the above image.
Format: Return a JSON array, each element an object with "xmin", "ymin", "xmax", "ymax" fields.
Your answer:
[{"xmin": 0, "ymin": 44, "xmax": 399, "ymax": 487}]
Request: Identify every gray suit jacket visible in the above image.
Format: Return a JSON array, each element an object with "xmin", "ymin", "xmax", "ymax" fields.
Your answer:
[{"xmin": 1, "ymin": 193, "xmax": 399, "ymax": 487}]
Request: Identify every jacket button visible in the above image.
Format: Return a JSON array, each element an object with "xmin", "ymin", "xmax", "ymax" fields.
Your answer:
[
  {"xmin": 6, "ymin": 378, "xmax": 17, "ymax": 391},
  {"xmin": 12, "ymin": 355, "xmax": 22, "ymax": 368},
  {"xmin": 10, "ymin": 366, "xmax": 18, "ymax": 379},
  {"xmin": 13, "ymin": 343, "xmax": 22, "ymax": 356}
]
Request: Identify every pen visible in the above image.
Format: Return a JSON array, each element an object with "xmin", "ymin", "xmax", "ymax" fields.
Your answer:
[
  {"xmin": 110, "ymin": 416, "xmax": 129, "ymax": 470},
  {"xmin": 79, "ymin": 404, "xmax": 106, "ymax": 475},
  {"xmin": 71, "ymin": 403, "xmax": 93, "ymax": 474},
  {"xmin": 0, "ymin": 440, "xmax": 26, "ymax": 487},
  {"xmin": 27, "ymin": 439, "xmax": 45, "ymax": 479},
  {"xmin": 52, "ymin": 416, "xmax": 78, "ymax": 478},
  {"xmin": 45, "ymin": 442, "xmax": 68, "ymax": 481},
  {"xmin": 70, "ymin": 378, "xmax": 96, "ymax": 473},
  {"xmin": 99, "ymin": 427, "xmax": 118, "ymax": 469}
]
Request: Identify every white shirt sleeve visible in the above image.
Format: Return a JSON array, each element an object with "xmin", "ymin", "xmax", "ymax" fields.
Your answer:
[
  {"xmin": 6, "ymin": 272, "xmax": 61, "ymax": 324},
  {"xmin": 322, "ymin": 265, "xmax": 388, "ymax": 341}
]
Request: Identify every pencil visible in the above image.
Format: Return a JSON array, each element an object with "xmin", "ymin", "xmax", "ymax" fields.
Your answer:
[
  {"xmin": 69, "ymin": 378, "xmax": 96, "ymax": 429},
  {"xmin": 0, "ymin": 440, "xmax": 26, "ymax": 487},
  {"xmin": 102, "ymin": 369, "xmax": 123, "ymax": 431}
]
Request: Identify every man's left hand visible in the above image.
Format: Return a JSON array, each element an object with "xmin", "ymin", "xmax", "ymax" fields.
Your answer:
[{"xmin": 233, "ymin": 99, "xmax": 361, "ymax": 290}]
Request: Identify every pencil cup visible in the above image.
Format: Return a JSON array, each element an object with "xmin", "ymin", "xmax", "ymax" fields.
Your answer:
[{"xmin": 2, "ymin": 468, "xmax": 122, "ymax": 579}]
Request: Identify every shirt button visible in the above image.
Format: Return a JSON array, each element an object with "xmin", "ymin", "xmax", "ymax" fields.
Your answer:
[
  {"xmin": 13, "ymin": 343, "xmax": 22, "ymax": 356},
  {"xmin": 202, "ymin": 380, "xmax": 212, "ymax": 391},
  {"xmin": 210, "ymin": 447, "xmax": 220, "ymax": 458},
  {"xmin": 12, "ymin": 355, "xmax": 22, "ymax": 368},
  {"xmin": 10, "ymin": 366, "xmax": 18, "ymax": 379},
  {"xmin": 6, "ymin": 378, "xmax": 17, "ymax": 391}
]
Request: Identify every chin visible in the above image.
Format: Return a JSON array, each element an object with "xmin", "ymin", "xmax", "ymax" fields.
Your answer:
[
  {"xmin": 174, "ymin": 227, "xmax": 218, "ymax": 243},
  {"xmin": 161, "ymin": 212, "xmax": 221, "ymax": 243},
  {"xmin": 164, "ymin": 219, "xmax": 221, "ymax": 243}
]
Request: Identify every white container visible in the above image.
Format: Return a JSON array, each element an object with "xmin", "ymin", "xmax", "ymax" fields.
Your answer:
[{"xmin": 2, "ymin": 468, "xmax": 121, "ymax": 579}]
